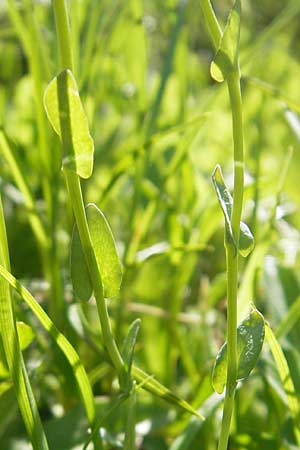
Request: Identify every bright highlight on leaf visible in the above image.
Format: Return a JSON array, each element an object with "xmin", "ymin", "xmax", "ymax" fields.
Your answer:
[
  {"xmin": 44, "ymin": 69, "xmax": 94, "ymax": 179},
  {"xmin": 212, "ymin": 164, "xmax": 254, "ymax": 257},
  {"xmin": 16, "ymin": 321, "xmax": 35, "ymax": 351},
  {"xmin": 212, "ymin": 308, "xmax": 265, "ymax": 394},
  {"xmin": 210, "ymin": 0, "xmax": 241, "ymax": 83},
  {"xmin": 70, "ymin": 203, "xmax": 123, "ymax": 300}
]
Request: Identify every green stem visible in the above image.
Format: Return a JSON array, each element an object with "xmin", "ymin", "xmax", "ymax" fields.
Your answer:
[
  {"xmin": 7, "ymin": 0, "xmax": 63, "ymax": 326},
  {"xmin": 64, "ymin": 172, "xmax": 124, "ymax": 373},
  {"xmin": 52, "ymin": 0, "xmax": 124, "ymax": 374},
  {"xmin": 200, "ymin": 2, "xmax": 245, "ymax": 449}
]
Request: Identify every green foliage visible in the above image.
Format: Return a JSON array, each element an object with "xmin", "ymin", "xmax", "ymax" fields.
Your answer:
[
  {"xmin": 212, "ymin": 164, "xmax": 255, "ymax": 256},
  {"xmin": 212, "ymin": 308, "xmax": 265, "ymax": 394},
  {"xmin": 70, "ymin": 203, "xmax": 123, "ymax": 300},
  {"xmin": 1, "ymin": 0, "xmax": 300, "ymax": 449},
  {"xmin": 44, "ymin": 69, "xmax": 94, "ymax": 179},
  {"xmin": 210, "ymin": 0, "xmax": 241, "ymax": 82}
]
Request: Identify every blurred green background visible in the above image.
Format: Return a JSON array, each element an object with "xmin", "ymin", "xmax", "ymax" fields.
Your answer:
[{"xmin": 0, "ymin": 1, "xmax": 300, "ymax": 449}]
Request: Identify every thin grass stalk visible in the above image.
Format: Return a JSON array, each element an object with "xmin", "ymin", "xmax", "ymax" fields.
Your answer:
[
  {"xmin": 0, "ymin": 195, "xmax": 49, "ymax": 450},
  {"xmin": 7, "ymin": 0, "xmax": 63, "ymax": 326}
]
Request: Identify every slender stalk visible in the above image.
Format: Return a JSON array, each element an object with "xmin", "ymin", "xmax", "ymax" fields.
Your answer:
[
  {"xmin": 200, "ymin": 2, "xmax": 245, "ymax": 449},
  {"xmin": 52, "ymin": 0, "xmax": 124, "ymax": 374},
  {"xmin": 0, "ymin": 195, "xmax": 49, "ymax": 450},
  {"xmin": 7, "ymin": 0, "xmax": 63, "ymax": 326}
]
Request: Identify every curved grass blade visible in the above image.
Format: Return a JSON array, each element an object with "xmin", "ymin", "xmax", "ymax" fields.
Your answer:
[
  {"xmin": 132, "ymin": 365, "xmax": 204, "ymax": 420},
  {"xmin": 212, "ymin": 308, "xmax": 265, "ymax": 394},
  {"xmin": 44, "ymin": 69, "xmax": 94, "ymax": 179},
  {"xmin": 276, "ymin": 296, "xmax": 300, "ymax": 338},
  {"xmin": 265, "ymin": 323, "xmax": 300, "ymax": 443},
  {"xmin": 0, "ymin": 197, "xmax": 49, "ymax": 450},
  {"xmin": 0, "ymin": 264, "xmax": 102, "ymax": 450}
]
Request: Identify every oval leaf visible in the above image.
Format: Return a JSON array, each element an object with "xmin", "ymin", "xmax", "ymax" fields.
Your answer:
[
  {"xmin": 210, "ymin": 0, "xmax": 241, "ymax": 82},
  {"xmin": 70, "ymin": 225, "xmax": 93, "ymax": 302},
  {"xmin": 44, "ymin": 69, "xmax": 94, "ymax": 179},
  {"xmin": 87, "ymin": 203, "xmax": 122, "ymax": 298},
  {"xmin": 212, "ymin": 308, "xmax": 265, "ymax": 394},
  {"xmin": 70, "ymin": 204, "xmax": 123, "ymax": 300}
]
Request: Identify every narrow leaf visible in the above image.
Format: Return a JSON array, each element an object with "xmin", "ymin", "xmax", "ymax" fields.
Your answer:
[
  {"xmin": 212, "ymin": 308, "xmax": 265, "ymax": 394},
  {"xmin": 44, "ymin": 69, "xmax": 94, "ymax": 179},
  {"xmin": 0, "ymin": 264, "xmax": 100, "ymax": 447},
  {"xmin": 212, "ymin": 165, "xmax": 254, "ymax": 256},
  {"xmin": 122, "ymin": 319, "xmax": 141, "ymax": 374},
  {"xmin": 212, "ymin": 164, "xmax": 234, "ymax": 242},
  {"xmin": 265, "ymin": 323, "xmax": 300, "ymax": 440},
  {"xmin": 120, "ymin": 319, "xmax": 141, "ymax": 391},
  {"xmin": 132, "ymin": 365, "xmax": 204, "ymax": 419},
  {"xmin": 210, "ymin": 0, "xmax": 241, "ymax": 82}
]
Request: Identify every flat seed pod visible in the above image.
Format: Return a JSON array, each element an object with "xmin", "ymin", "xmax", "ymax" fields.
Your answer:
[
  {"xmin": 44, "ymin": 69, "xmax": 94, "ymax": 179},
  {"xmin": 212, "ymin": 308, "xmax": 265, "ymax": 394}
]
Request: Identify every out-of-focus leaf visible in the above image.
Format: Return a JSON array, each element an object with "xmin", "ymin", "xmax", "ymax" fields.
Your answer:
[
  {"xmin": 16, "ymin": 321, "xmax": 34, "ymax": 351},
  {"xmin": 132, "ymin": 365, "xmax": 204, "ymax": 420},
  {"xmin": 265, "ymin": 323, "xmax": 300, "ymax": 442},
  {"xmin": 276, "ymin": 297, "xmax": 300, "ymax": 338},
  {"xmin": 212, "ymin": 308, "xmax": 265, "ymax": 394},
  {"xmin": 44, "ymin": 69, "xmax": 94, "ymax": 179},
  {"xmin": 210, "ymin": 0, "xmax": 241, "ymax": 82},
  {"xmin": 70, "ymin": 203, "xmax": 123, "ymax": 300}
]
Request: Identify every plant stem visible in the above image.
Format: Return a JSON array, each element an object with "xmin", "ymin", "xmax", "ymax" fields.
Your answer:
[
  {"xmin": 200, "ymin": 2, "xmax": 245, "ymax": 449},
  {"xmin": 52, "ymin": 0, "xmax": 124, "ymax": 374}
]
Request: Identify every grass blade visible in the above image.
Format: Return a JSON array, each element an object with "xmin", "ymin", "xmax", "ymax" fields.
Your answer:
[
  {"xmin": 265, "ymin": 323, "xmax": 300, "ymax": 444},
  {"xmin": 0, "ymin": 196, "xmax": 49, "ymax": 450},
  {"xmin": 0, "ymin": 263, "xmax": 102, "ymax": 450}
]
